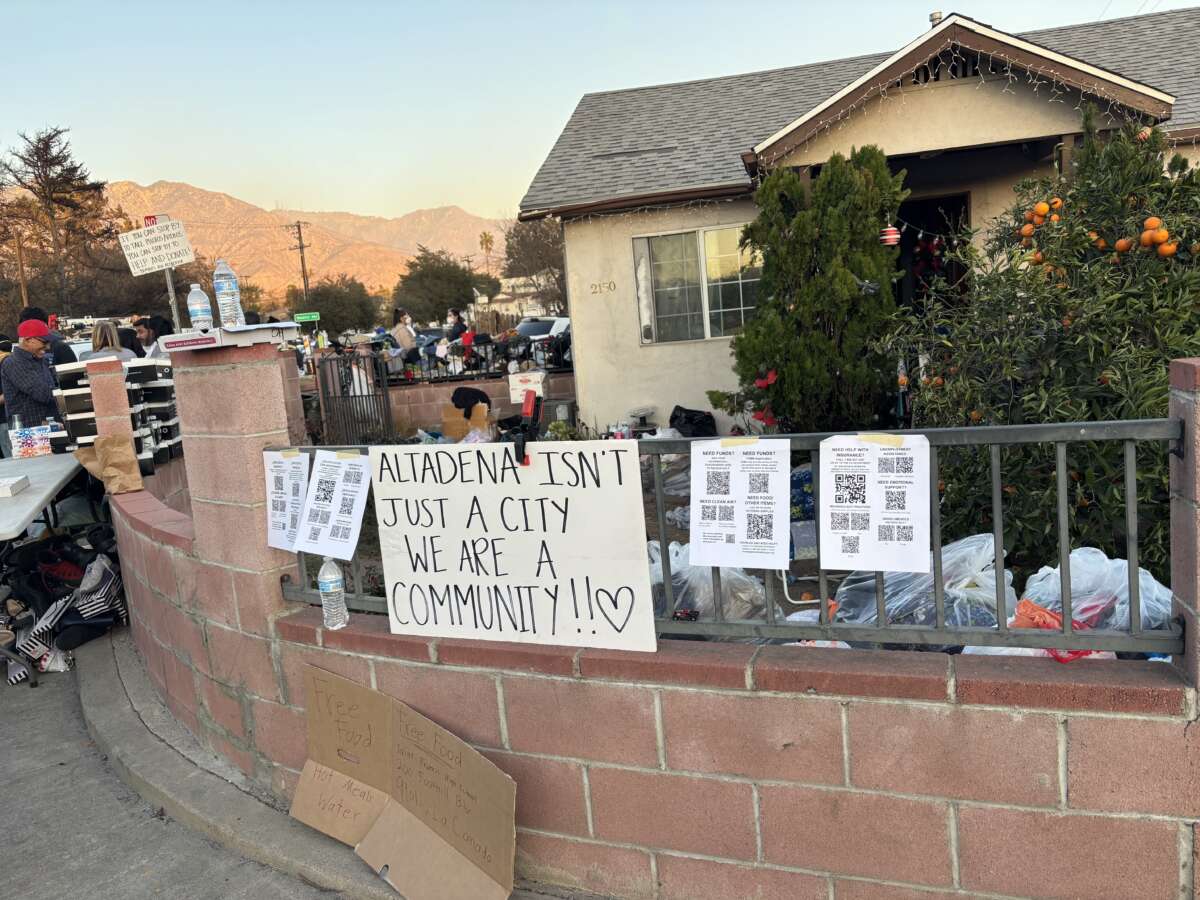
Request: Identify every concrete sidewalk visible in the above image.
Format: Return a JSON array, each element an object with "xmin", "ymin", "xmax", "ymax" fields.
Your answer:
[{"xmin": 64, "ymin": 629, "xmax": 587, "ymax": 900}]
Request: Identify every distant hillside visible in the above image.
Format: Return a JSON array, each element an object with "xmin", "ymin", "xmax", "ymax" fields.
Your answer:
[{"xmin": 105, "ymin": 181, "xmax": 504, "ymax": 299}]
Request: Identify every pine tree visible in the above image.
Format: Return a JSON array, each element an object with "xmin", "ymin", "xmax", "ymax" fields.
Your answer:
[{"xmin": 712, "ymin": 147, "xmax": 907, "ymax": 432}]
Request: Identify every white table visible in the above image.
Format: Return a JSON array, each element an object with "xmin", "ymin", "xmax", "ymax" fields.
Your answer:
[{"xmin": 0, "ymin": 453, "xmax": 82, "ymax": 541}]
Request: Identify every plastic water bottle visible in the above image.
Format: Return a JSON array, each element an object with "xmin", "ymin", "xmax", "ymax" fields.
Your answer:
[
  {"xmin": 186, "ymin": 284, "xmax": 213, "ymax": 331},
  {"xmin": 317, "ymin": 556, "xmax": 349, "ymax": 630},
  {"xmin": 212, "ymin": 259, "xmax": 245, "ymax": 329}
]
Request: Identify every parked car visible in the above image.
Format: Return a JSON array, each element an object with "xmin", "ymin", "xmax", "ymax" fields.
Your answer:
[{"xmin": 498, "ymin": 317, "xmax": 570, "ymax": 367}]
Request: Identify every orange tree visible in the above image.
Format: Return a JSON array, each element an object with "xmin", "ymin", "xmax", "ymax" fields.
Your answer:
[{"xmin": 884, "ymin": 114, "xmax": 1200, "ymax": 581}]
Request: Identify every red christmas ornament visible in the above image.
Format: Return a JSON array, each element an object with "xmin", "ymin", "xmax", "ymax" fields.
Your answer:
[{"xmin": 879, "ymin": 224, "xmax": 901, "ymax": 246}]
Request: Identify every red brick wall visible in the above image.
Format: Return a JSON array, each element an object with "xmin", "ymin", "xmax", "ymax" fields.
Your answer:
[
  {"xmin": 387, "ymin": 372, "xmax": 576, "ymax": 431},
  {"xmin": 106, "ymin": 348, "xmax": 1200, "ymax": 900}
]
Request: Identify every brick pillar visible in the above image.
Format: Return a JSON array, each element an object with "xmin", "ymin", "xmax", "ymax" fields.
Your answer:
[
  {"xmin": 1169, "ymin": 358, "xmax": 1200, "ymax": 686},
  {"xmin": 86, "ymin": 358, "xmax": 133, "ymax": 438},
  {"xmin": 173, "ymin": 342, "xmax": 304, "ymax": 636}
]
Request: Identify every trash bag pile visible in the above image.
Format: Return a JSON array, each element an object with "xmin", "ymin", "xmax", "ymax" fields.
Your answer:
[
  {"xmin": 647, "ymin": 540, "xmax": 770, "ymax": 624},
  {"xmin": 833, "ymin": 534, "xmax": 1015, "ymax": 652},
  {"xmin": 1, "ymin": 525, "xmax": 124, "ymax": 684}
]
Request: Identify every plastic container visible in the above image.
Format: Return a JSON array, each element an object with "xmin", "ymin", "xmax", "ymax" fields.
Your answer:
[
  {"xmin": 317, "ymin": 557, "xmax": 349, "ymax": 630},
  {"xmin": 212, "ymin": 259, "xmax": 245, "ymax": 329},
  {"xmin": 186, "ymin": 284, "xmax": 213, "ymax": 331}
]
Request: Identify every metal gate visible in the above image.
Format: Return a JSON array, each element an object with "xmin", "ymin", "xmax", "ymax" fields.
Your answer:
[{"xmin": 316, "ymin": 352, "xmax": 394, "ymax": 445}]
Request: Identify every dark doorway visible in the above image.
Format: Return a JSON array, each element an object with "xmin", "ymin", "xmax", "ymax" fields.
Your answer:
[{"xmin": 894, "ymin": 193, "xmax": 969, "ymax": 311}]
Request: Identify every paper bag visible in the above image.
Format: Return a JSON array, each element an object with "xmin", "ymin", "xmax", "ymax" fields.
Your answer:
[{"xmin": 75, "ymin": 435, "xmax": 143, "ymax": 494}]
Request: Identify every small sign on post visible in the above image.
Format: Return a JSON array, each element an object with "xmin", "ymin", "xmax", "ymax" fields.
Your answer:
[
  {"xmin": 118, "ymin": 217, "xmax": 194, "ymax": 332},
  {"xmin": 294, "ymin": 311, "xmax": 321, "ymax": 323}
]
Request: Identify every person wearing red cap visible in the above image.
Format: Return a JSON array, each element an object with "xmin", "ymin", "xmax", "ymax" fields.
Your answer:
[{"xmin": 0, "ymin": 319, "xmax": 59, "ymax": 428}]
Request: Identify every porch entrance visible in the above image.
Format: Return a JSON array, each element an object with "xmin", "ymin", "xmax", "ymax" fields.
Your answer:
[{"xmin": 895, "ymin": 192, "xmax": 969, "ymax": 310}]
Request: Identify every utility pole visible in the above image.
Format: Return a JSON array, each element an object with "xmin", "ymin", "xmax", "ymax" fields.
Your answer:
[
  {"xmin": 13, "ymin": 230, "xmax": 29, "ymax": 308},
  {"xmin": 288, "ymin": 221, "xmax": 312, "ymax": 304}
]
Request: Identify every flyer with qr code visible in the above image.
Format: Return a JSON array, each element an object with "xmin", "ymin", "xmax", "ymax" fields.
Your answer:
[
  {"xmin": 263, "ymin": 449, "xmax": 311, "ymax": 551},
  {"xmin": 818, "ymin": 434, "xmax": 930, "ymax": 573},
  {"xmin": 688, "ymin": 438, "xmax": 790, "ymax": 569},
  {"xmin": 291, "ymin": 450, "xmax": 371, "ymax": 561}
]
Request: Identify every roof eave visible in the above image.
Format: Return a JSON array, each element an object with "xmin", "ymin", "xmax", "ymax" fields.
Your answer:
[{"xmin": 518, "ymin": 182, "xmax": 754, "ymax": 222}]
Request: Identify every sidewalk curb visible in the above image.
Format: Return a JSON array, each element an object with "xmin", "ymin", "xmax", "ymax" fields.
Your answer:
[{"xmin": 76, "ymin": 630, "xmax": 397, "ymax": 899}]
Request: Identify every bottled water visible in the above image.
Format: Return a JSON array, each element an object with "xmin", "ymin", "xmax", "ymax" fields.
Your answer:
[
  {"xmin": 212, "ymin": 259, "xmax": 245, "ymax": 329},
  {"xmin": 317, "ymin": 556, "xmax": 349, "ymax": 630},
  {"xmin": 186, "ymin": 284, "xmax": 213, "ymax": 331}
]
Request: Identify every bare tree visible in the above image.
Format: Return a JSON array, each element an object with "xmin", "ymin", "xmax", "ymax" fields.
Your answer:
[
  {"xmin": 501, "ymin": 217, "xmax": 566, "ymax": 315},
  {"xmin": 3, "ymin": 127, "xmax": 106, "ymax": 306}
]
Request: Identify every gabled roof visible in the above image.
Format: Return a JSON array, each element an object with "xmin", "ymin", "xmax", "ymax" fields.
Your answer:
[{"xmin": 519, "ymin": 7, "xmax": 1200, "ymax": 219}]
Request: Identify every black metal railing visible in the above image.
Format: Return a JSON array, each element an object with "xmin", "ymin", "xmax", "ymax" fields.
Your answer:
[{"xmin": 279, "ymin": 418, "xmax": 1184, "ymax": 655}]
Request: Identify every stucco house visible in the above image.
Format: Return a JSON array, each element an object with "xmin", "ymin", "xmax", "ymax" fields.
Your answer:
[{"xmin": 519, "ymin": 8, "xmax": 1200, "ymax": 431}]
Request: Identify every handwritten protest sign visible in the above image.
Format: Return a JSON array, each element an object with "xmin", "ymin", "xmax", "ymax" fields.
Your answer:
[
  {"xmin": 117, "ymin": 220, "xmax": 195, "ymax": 276},
  {"xmin": 368, "ymin": 440, "xmax": 656, "ymax": 651},
  {"xmin": 290, "ymin": 666, "xmax": 515, "ymax": 900}
]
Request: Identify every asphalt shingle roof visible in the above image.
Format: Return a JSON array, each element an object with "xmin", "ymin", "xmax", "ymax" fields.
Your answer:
[{"xmin": 520, "ymin": 7, "xmax": 1200, "ymax": 215}]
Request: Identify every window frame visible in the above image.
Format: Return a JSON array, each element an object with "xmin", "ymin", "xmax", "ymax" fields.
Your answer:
[{"xmin": 631, "ymin": 223, "xmax": 759, "ymax": 345}]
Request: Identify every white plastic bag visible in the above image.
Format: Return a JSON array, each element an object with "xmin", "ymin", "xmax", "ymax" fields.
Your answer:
[
  {"xmin": 1021, "ymin": 547, "xmax": 1173, "ymax": 631},
  {"xmin": 646, "ymin": 540, "xmax": 767, "ymax": 622}
]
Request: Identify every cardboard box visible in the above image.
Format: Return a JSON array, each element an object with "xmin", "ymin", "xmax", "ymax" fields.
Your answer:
[
  {"xmin": 440, "ymin": 401, "xmax": 491, "ymax": 442},
  {"xmin": 508, "ymin": 369, "xmax": 547, "ymax": 404},
  {"xmin": 289, "ymin": 666, "xmax": 515, "ymax": 900}
]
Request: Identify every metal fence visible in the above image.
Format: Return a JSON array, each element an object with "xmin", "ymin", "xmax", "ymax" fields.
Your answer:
[
  {"xmin": 280, "ymin": 418, "xmax": 1184, "ymax": 655},
  {"xmin": 315, "ymin": 354, "xmax": 395, "ymax": 445},
  {"xmin": 383, "ymin": 337, "xmax": 572, "ymax": 387}
]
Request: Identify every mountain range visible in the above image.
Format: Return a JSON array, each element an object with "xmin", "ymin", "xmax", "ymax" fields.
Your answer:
[{"xmin": 105, "ymin": 181, "xmax": 505, "ymax": 298}]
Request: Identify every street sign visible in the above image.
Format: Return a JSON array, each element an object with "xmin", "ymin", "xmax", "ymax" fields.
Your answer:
[
  {"xmin": 294, "ymin": 312, "xmax": 321, "ymax": 323},
  {"xmin": 118, "ymin": 220, "xmax": 195, "ymax": 277}
]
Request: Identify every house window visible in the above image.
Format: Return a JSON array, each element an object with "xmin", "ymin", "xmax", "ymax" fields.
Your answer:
[{"xmin": 633, "ymin": 225, "xmax": 761, "ymax": 344}]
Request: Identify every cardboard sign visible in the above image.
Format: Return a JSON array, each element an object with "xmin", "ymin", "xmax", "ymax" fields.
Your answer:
[
  {"xmin": 118, "ymin": 220, "xmax": 195, "ymax": 276},
  {"xmin": 289, "ymin": 667, "xmax": 516, "ymax": 900},
  {"xmin": 368, "ymin": 441, "xmax": 657, "ymax": 651}
]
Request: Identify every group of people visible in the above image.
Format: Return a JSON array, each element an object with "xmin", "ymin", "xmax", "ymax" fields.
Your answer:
[{"xmin": 0, "ymin": 308, "xmax": 177, "ymax": 457}]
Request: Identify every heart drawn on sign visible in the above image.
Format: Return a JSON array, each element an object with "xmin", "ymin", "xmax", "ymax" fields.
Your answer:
[{"xmin": 594, "ymin": 585, "xmax": 636, "ymax": 633}]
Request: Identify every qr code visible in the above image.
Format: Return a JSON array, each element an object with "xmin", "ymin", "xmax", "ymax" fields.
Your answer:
[
  {"xmin": 850, "ymin": 512, "xmax": 870, "ymax": 531},
  {"xmin": 700, "ymin": 504, "xmax": 717, "ymax": 523},
  {"xmin": 895, "ymin": 457, "xmax": 914, "ymax": 474},
  {"xmin": 840, "ymin": 534, "xmax": 860, "ymax": 554},
  {"xmin": 831, "ymin": 511, "xmax": 849, "ymax": 530},
  {"xmin": 897, "ymin": 525, "xmax": 914, "ymax": 541},
  {"xmin": 748, "ymin": 473, "xmax": 769, "ymax": 494},
  {"xmin": 718, "ymin": 505, "xmax": 735, "ymax": 522},
  {"xmin": 746, "ymin": 513, "xmax": 773, "ymax": 540},
  {"xmin": 271, "ymin": 499, "xmax": 287, "ymax": 513},
  {"xmin": 706, "ymin": 470, "xmax": 730, "ymax": 495},
  {"xmin": 877, "ymin": 457, "xmax": 895, "ymax": 474},
  {"xmin": 724, "ymin": 534, "xmax": 736, "ymax": 543},
  {"xmin": 308, "ymin": 507, "xmax": 331, "ymax": 525},
  {"xmin": 315, "ymin": 478, "xmax": 336, "ymax": 504},
  {"xmin": 878, "ymin": 524, "xmax": 896, "ymax": 542},
  {"xmin": 307, "ymin": 527, "xmax": 321, "ymax": 543},
  {"xmin": 885, "ymin": 490, "xmax": 906, "ymax": 511},
  {"xmin": 288, "ymin": 515, "xmax": 298, "ymax": 531},
  {"xmin": 329, "ymin": 525, "xmax": 351, "ymax": 540},
  {"xmin": 273, "ymin": 475, "xmax": 284, "ymax": 492},
  {"xmin": 291, "ymin": 481, "xmax": 301, "ymax": 497},
  {"xmin": 344, "ymin": 467, "xmax": 364, "ymax": 486},
  {"xmin": 834, "ymin": 473, "xmax": 867, "ymax": 505},
  {"xmin": 338, "ymin": 494, "xmax": 355, "ymax": 516}
]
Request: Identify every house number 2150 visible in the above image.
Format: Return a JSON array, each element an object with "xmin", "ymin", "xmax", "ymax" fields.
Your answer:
[{"xmin": 589, "ymin": 281, "xmax": 616, "ymax": 295}]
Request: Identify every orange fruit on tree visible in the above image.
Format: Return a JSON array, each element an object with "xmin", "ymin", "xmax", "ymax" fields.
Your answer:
[
  {"xmin": 1021, "ymin": 237, "xmax": 1032, "ymax": 247},
  {"xmin": 1094, "ymin": 237, "xmax": 1108, "ymax": 250},
  {"xmin": 933, "ymin": 376, "xmax": 945, "ymax": 387},
  {"xmin": 1114, "ymin": 237, "xmax": 1133, "ymax": 253},
  {"xmin": 1050, "ymin": 197, "xmax": 1063, "ymax": 210},
  {"xmin": 1144, "ymin": 216, "xmax": 1162, "ymax": 230},
  {"xmin": 1034, "ymin": 201, "xmax": 1050, "ymax": 216},
  {"xmin": 1153, "ymin": 228, "xmax": 1170, "ymax": 244},
  {"xmin": 969, "ymin": 409, "xmax": 983, "ymax": 423},
  {"xmin": 1050, "ymin": 213, "xmax": 1061, "ymax": 223},
  {"xmin": 1020, "ymin": 223, "xmax": 1035, "ymax": 237},
  {"xmin": 1023, "ymin": 210, "xmax": 1035, "ymax": 223},
  {"xmin": 898, "ymin": 374, "xmax": 909, "ymax": 387},
  {"xmin": 1158, "ymin": 241, "xmax": 1178, "ymax": 257},
  {"xmin": 1140, "ymin": 230, "xmax": 1155, "ymax": 247},
  {"xmin": 1031, "ymin": 250, "xmax": 1044, "ymax": 263},
  {"xmin": 1032, "ymin": 214, "xmax": 1046, "ymax": 226}
]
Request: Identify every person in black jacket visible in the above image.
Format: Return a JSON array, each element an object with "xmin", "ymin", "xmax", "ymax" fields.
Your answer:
[{"xmin": 18, "ymin": 307, "xmax": 76, "ymax": 365}]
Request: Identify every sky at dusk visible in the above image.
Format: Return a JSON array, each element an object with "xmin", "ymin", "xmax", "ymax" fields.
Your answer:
[{"xmin": 2, "ymin": 0, "xmax": 1192, "ymax": 219}]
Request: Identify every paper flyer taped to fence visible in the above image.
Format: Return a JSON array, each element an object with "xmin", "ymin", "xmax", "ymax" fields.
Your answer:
[
  {"xmin": 687, "ymin": 438, "xmax": 790, "ymax": 569},
  {"xmin": 263, "ymin": 450, "xmax": 310, "ymax": 551},
  {"xmin": 368, "ymin": 440, "xmax": 657, "ymax": 651},
  {"xmin": 818, "ymin": 434, "xmax": 930, "ymax": 573},
  {"xmin": 291, "ymin": 450, "xmax": 371, "ymax": 561}
]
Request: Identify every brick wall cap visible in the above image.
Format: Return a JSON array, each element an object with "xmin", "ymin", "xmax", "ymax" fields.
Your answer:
[
  {"xmin": 754, "ymin": 644, "xmax": 950, "ymax": 700},
  {"xmin": 580, "ymin": 640, "xmax": 755, "ymax": 689},
  {"xmin": 953, "ymin": 654, "xmax": 1187, "ymax": 714}
]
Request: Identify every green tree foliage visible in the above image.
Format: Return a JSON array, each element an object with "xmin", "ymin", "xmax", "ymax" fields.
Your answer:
[
  {"xmin": 391, "ymin": 246, "xmax": 476, "ymax": 324},
  {"xmin": 711, "ymin": 147, "xmax": 907, "ymax": 432},
  {"xmin": 501, "ymin": 218, "xmax": 566, "ymax": 314},
  {"xmin": 287, "ymin": 274, "xmax": 376, "ymax": 336},
  {"xmin": 885, "ymin": 117, "xmax": 1200, "ymax": 580}
]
